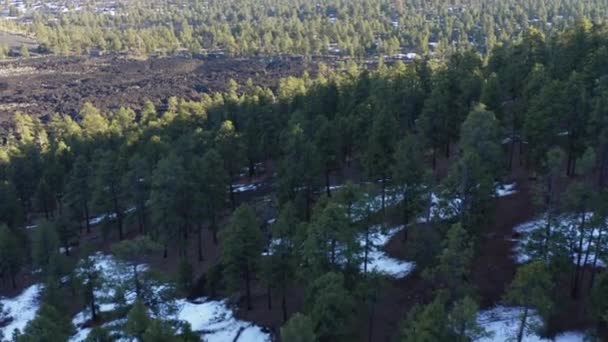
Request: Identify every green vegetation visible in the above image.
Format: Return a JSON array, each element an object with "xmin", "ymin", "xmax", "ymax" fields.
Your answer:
[{"xmin": 1, "ymin": 19, "xmax": 608, "ymax": 341}]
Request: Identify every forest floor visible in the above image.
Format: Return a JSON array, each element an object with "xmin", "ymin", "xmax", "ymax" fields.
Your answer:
[{"xmin": 1, "ymin": 142, "xmax": 606, "ymax": 340}]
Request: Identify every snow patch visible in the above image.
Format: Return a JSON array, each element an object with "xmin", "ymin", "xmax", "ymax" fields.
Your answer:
[
  {"xmin": 174, "ymin": 298, "xmax": 271, "ymax": 342},
  {"xmin": 512, "ymin": 213, "xmax": 607, "ymax": 267},
  {"xmin": 362, "ymin": 226, "xmax": 415, "ymax": 278},
  {"xmin": 0, "ymin": 284, "xmax": 43, "ymax": 338},
  {"xmin": 496, "ymin": 183, "xmax": 517, "ymax": 197},
  {"xmin": 232, "ymin": 183, "xmax": 261, "ymax": 193},
  {"xmin": 70, "ymin": 254, "xmax": 268, "ymax": 342},
  {"xmin": 476, "ymin": 306, "xmax": 585, "ymax": 342}
]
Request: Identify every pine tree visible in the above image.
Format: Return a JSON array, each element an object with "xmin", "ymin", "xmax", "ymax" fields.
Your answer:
[
  {"xmin": 150, "ymin": 153, "xmax": 188, "ymax": 257},
  {"xmin": 392, "ymin": 135, "xmax": 425, "ymax": 240},
  {"xmin": 124, "ymin": 300, "xmax": 150, "ymax": 340},
  {"xmin": 16, "ymin": 304, "xmax": 74, "ymax": 342},
  {"xmin": 302, "ymin": 202, "xmax": 359, "ymax": 278},
  {"xmin": 306, "ymin": 272, "xmax": 355, "ymax": 341},
  {"xmin": 448, "ymin": 296, "xmax": 490, "ymax": 341},
  {"xmin": 93, "ymin": 150, "xmax": 126, "ymax": 240},
  {"xmin": 263, "ymin": 202, "xmax": 298, "ymax": 321},
  {"xmin": 221, "ymin": 204, "xmax": 263, "ymax": 310},
  {"xmin": 112, "ymin": 236, "xmax": 162, "ymax": 300},
  {"xmin": 423, "ymin": 223, "xmax": 474, "ymax": 300},
  {"xmin": 504, "ymin": 261, "xmax": 553, "ymax": 342},
  {"xmin": 64, "ymin": 156, "xmax": 93, "ymax": 233},
  {"xmin": 32, "ymin": 220, "xmax": 60, "ymax": 275},
  {"xmin": 196, "ymin": 149, "xmax": 228, "ymax": 246},
  {"xmin": 364, "ymin": 109, "xmax": 398, "ymax": 213},
  {"xmin": 216, "ymin": 120, "xmax": 244, "ymax": 209},
  {"xmin": 281, "ymin": 313, "xmax": 317, "ymax": 342},
  {"xmin": 0, "ymin": 224, "xmax": 23, "ymax": 288},
  {"xmin": 399, "ymin": 295, "xmax": 450, "ymax": 342},
  {"xmin": 76, "ymin": 253, "xmax": 104, "ymax": 322}
]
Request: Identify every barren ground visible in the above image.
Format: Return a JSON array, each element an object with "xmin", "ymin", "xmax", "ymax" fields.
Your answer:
[{"xmin": 0, "ymin": 55, "xmax": 315, "ymax": 128}]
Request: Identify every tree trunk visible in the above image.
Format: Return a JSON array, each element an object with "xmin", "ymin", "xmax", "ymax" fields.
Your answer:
[
  {"xmin": 281, "ymin": 289, "xmax": 288, "ymax": 323},
  {"xmin": 363, "ymin": 227, "xmax": 370, "ymax": 274},
  {"xmin": 305, "ymin": 186, "xmax": 312, "ymax": 222},
  {"xmin": 138, "ymin": 206, "xmax": 146, "ymax": 234},
  {"xmin": 248, "ymin": 159, "xmax": 255, "ymax": 180},
  {"xmin": 325, "ymin": 168, "xmax": 331, "ymax": 198},
  {"xmin": 543, "ymin": 209, "xmax": 553, "ymax": 262},
  {"xmin": 599, "ymin": 144, "xmax": 608, "ymax": 188},
  {"xmin": 90, "ymin": 284, "xmax": 97, "ymax": 321},
  {"xmin": 519, "ymin": 140, "xmax": 524, "ymax": 166},
  {"xmin": 516, "ymin": 307, "xmax": 528, "ymax": 342},
  {"xmin": 11, "ymin": 274, "xmax": 16, "ymax": 289},
  {"xmin": 245, "ymin": 266, "xmax": 252, "ymax": 310},
  {"xmin": 134, "ymin": 264, "xmax": 140, "ymax": 298},
  {"xmin": 367, "ymin": 298, "xmax": 376, "ymax": 342},
  {"xmin": 211, "ymin": 214, "xmax": 218, "ymax": 245},
  {"xmin": 572, "ymin": 212, "xmax": 587, "ymax": 298},
  {"xmin": 267, "ymin": 285, "xmax": 272, "ymax": 310},
  {"xmin": 508, "ymin": 134, "xmax": 516, "ymax": 171},
  {"xmin": 381, "ymin": 177, "xmax": 386, "ymax": 215},
  {"xmin": 590, "ymin": 223, "xmax": 605, "ymax": 289},
  {"xmin": 84, "ymin": 201, "xmax": 91, "ymax": 233},
  {"xmin": 581, "ymin": 227, "xmax": 595, "ymax": 274},
  {"xmin": 197, "ymin": 223, "xmax": 203, "ymax": 262},
  {"xmin": 432, "ymin": 147, "xmax": 437, "ymax": 170},
  {"xmin": 402, "ymin": 198, "xmax": 409, "ymax": 243},
  {"xmin": 229, "ymin": 179, "xmax": 236, "ymax": 210}
]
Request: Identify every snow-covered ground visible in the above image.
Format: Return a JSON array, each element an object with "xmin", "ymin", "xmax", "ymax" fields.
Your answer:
[
  {"xmin": 0, "ymin": 284, "xmax": 43, "ymax": 338},
  {"xmin": 69, "ymin": 253, "xmax": 270, "ymax": 342},
  {"xmin": 175, "ymin": 299, "xmax": 270, "ymax": 342},
  {"xmin": 496, "ymin": 183, "xmax": 517, "ymax": 197},
  {"xmin": 476, "ymin": 306, "xmax": 586, "ymax": 342},
  {"xmin": 0, "ymin": 253, "xmax": 269, "ymax": 342},
  {"xmin": 232, "ymin": 183, "xmax": 262, "ymax": 193},
  {"xmin": 512, "ymin": 213, "xmax": 607, "ymax": 266},
  {"xmin": 263, "ymin": 225, "xmax": 414, "ymax": 279},
  {"xmin": 361, "ymin": 225, "xmax": 415, "ymax": 278}
]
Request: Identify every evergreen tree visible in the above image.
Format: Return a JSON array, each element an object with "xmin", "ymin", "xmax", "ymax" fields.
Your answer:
[
  {"xmin": 150, "ymin": 153, "xmax": 189, "ymax": 257},
  {"xmin": 392, "ymin": 135, "xmax": 426, "ymax": 240},
  {"xmin": 124, "ymin": 300, "xmax": 150, "ymax": 340},
  {"xmin": 448, "ymin": 296, "xmax": 490, "ymax": 341},
  {"xmin": 216, "ymin": 120, "xmax": 244, "ymax": 209},
  {"xmin": 306, "ymin": 272, "xmax": 355, "ymax": 341},
  {"xmin": 400, "ymin": 295, "xmax": 450, "ymax": 342},
  {"xmin": 112, "ymin": 236, "xmax": 162, "ymax": 300},
  {"xmin": 263, "ymin": 202, "xmax": 298, "ymax": 321},
  {"xmin": 196, "ymin": 149, "xmax": 228, "ymax": 246},
  {"xmin": 15, "ymin": 304, "xmax": 74, "ymax": 342},
  {"xmin": 504, "ymin": 261, "xmax": 553, "ymax": 342},
  {"xmin": 221, "ymin": 204, "xmax": 263, "ymax": 310},
  {"xmin": 93, "ymin": 150, "xmax": 126, "ymax": 240},
  {"xmin": 0, "ymin": 224, "xmax": 23, "ymax": 288},
  {"xmin": 423, "ymin": 223, "xmax": 474, "ymax": 300},
  {"xmin": 32, "ymin": 220, "xmax": 60, "ymax": 275},
  {"xmin": 281, "ymin": 313, "xmax": 317, "ymax": 342},
  {"xmin": 64, "ymin": 155, "xmax": 93, "ymax": 233},
  {"xmin": 76, "ymin": 253, "xmax": 104, "ymax": 322},
  {"xmin": 364, "ymin": 109, "xmax": 398, "ymax": 213}
]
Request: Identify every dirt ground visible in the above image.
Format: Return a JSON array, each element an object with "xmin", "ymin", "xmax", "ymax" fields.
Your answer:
[{"xmin": 0, "ymin": 55, "xmax": 315, "ymax": 129}]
